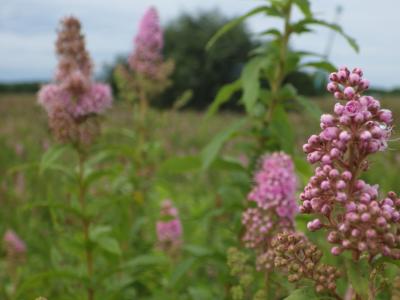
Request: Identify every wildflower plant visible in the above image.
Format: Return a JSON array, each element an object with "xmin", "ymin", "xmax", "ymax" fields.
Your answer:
[
  {"xmin": 156, "ymin": 199, "xmax": 183, "ymax": 256},
  {"xmin": 204, "ymin": 1, "xmax": 400, "ymax": 299},
  {"xmin": 112, "ymin": 7, "xmax": 173, "ymax": 207},
  {"xmin": 203, "ymin": 0, "xmax": 358, "ymax": 168},
  {"xmin": 35, "ymin": 17, "xmax": 123, "ymax": 300},
  {"xmin": 38, "ymin": 17, "xmax": 112, "ymax": 149},
  {"xmin": 300, "ymin": 67, "xmax": 400, "ymax": 299},
  {"xmin": 242, "ymin": 152, "xmax": 297, "ymax": 253},
  {"xmin": 2, "ymin": 230, "xmax": 26, "ymax": 297},
  {"xmin": 114, "ymin": 7, "xmax": 174, "ymax": 116}
]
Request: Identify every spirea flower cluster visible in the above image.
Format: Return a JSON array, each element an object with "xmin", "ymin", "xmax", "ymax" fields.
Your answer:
[
  {"xmin": 38, "ymin": 16, "xmax": 112, "ymax": 147},
  {"xmin": 156, "ymin": 199, "xmax": 183, "ymax": 254},
  {"xmin": 3, "ymin": 229, "xmax": 26, "ymax": 260},
  {"xmin": 242, "ymin": 152, "xmax": 297, "ymax": 252},
  {"xmin": 300, "ymin": 67, "xmax": 400, "ymax": 260},
  {"xmin": 267, "ymin": 232, "xmax": 340, "ymax": 294},
  {"xmin": 129, "ymin": 7, "xmax": 163, "ymax": 79}
]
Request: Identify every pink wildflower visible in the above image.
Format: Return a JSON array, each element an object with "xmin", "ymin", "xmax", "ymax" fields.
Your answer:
[
  {"xmin": 242, "ymin": 152, "xmax": 298, "ymax": 270},
  {"xmin": 156, "ymin": 200, "xmax": 183, "ymax": 254},
  {"xmin": 3, "ymin": 229, "xmax": 26, "ymax": 257},
  {"xmin": 129, "ymin": 7, "xmax": 164, "ymax": 79},
  {"xmin": 301, "ymin": 67, "xmax": 400, "ymax": 260},
  {"xmin": 38, "ymin": 16, "xmax": 112, "ymax": 147}
]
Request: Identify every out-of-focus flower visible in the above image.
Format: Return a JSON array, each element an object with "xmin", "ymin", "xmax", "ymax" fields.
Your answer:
[
  {"xmin": 266, "ymin": 231, "xmax": 341, "ymax": 295},
  {"xmin": 38, "ymin": 16, "xmax": 112, "ymax": 148},
  {"xmin": 301, "ymin": 67, "xmax": 400, "ymax": 260},
  {"xmin": 14, "ymin": 143, "xmax": 24, "ymax": 157},
  {"xmin": 156, "ymin": 199, "xmax": 182, "ymax": 254},
  {"xmin": 3, "ymin": 229, "xmax": 26, "ymax": 259},
  {"xmin": 115, "ymin": 6, "xmax": 173, "ymax": 108},
  {"xmin": 248, "ymin": 152, "xmax": 297, "ymax": 218},
  {"xmin": 242, "ymin": 152, "xmax": 298, "ymax": 271},
  {"xmin": 129, "ymin": 7, "xmax": 163, "ymax": 79}
]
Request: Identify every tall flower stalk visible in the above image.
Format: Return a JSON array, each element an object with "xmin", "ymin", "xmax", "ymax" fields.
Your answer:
[
  {"xmin": 156, "ymin": 199, "xmax": 183, "ymax": 257},
  {"xmin": 301, "ymin": 67, "xmax": 399, "ymax": 260},
  {"xmin": 38, "ymin": 16, "xmax": 112, "ymax": 300},
  {"xmin": 115, "ymin": 6, "xmax": 173, "ymax": 128},
  {"xmin": 301, "ymin": 67, "xmax": 400, "ymax": 299},
  {"xmin": 240, "ymin": 152, "xmax": 297, "ymax": 296},
  {"xmin": 113, "ymin": 7, "xmax": 174, "ymax": 206}
]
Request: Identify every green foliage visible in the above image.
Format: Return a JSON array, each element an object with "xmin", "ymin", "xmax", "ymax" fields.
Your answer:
[
  {"xmin": 203, "ymin": 0, "xmax": 358, "ymax": 166},
  {"xmin": 283, "ymin": 287, "xmax": 319, "ymax": 300},
  {"xmin": 201, "ymin": 119, "xmax": 246, "ymax": 170},
  {"xmin": 345, "ymin": 259, "xmax": 370, "ymax": 299}
]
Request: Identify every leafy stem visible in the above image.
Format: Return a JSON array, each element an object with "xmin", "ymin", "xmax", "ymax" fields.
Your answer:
[
  {"xmin": 265, "ymin": 0, "xmax": 292, "ymax": 128},
  {"xmin": 78, "ymin": 151, "xmax": 94, "ymax": 300}
]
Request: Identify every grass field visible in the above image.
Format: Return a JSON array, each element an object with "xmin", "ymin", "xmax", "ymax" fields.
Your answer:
[{"xmin": 1, "ymin": 92, "xmax": 400, "ymax": 298}]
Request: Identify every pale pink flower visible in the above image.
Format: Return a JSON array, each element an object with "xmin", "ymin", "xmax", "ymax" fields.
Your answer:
[{"xmin": 129, "ymin": 7, "xmax": 164, "ymax": 78}]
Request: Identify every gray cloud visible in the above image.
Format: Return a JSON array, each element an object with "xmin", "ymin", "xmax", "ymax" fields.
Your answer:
[{"xmin": 0, "ymin": 0, "xmax": 399, "ymax": 88}]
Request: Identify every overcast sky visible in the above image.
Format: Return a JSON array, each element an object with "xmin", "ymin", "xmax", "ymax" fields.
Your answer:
[{"xmin": 0, "ymin": 0, "xmax": 399, "ymax": 88}]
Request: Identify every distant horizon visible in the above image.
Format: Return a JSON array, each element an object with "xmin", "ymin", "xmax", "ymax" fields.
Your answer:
[{"xmin": 1, "ymin": 0, "xmax": 399, "ymax": 88}]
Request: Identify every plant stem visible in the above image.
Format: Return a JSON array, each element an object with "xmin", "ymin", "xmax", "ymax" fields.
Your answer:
[
  {"xmin": 265, "ymin": 0, "xmax": 293, "ymax": 126},
  {"xmin": 78, "ymin": 152, "xmax": 94, "ymax": 300}
]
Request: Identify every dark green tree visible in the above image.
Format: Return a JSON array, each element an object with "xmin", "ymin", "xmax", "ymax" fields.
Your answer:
[{"xmin": 159, "ymin": 10, "xmax": 255, "ymax": 109}]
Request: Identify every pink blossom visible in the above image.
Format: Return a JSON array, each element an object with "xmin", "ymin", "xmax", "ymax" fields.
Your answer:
[
  {"xmin": 242, "ymin": 152, "xmax": 298, "ymax": 261},
  {"xmin": 301, "ymin": 67, "xmax": 400, "ymax": 260},
  {"xmin": 129, "ymin": 7, "xmax": 164, "ymax": 78},
  {"xmin": 37, "ymin": 16, "xmax": 112, "ymax": 146},
  {"xmin": 156, "ymin": 200, "xmax": 183, "ymax": 253},
  {"xmin": 248, "ymin": 152, "xmax": 298, "ymax": 218},
  {"xmin": 3, "ymin": 229, "xmax": 26, "ymax": 256}
]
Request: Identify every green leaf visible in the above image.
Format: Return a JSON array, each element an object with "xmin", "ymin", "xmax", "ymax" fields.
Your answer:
[
  {"xmin": 284, "ymin": 51, "xmax": 302, "ymax": 75},
  {"xmin": 206, "ymin": 6, "xmax": 271, "ymax": 49},
  {"xmin": 212, "ymin": 157, "xmax": 246, "ymax": 172},
  {"xmin": 301, "ymin": 61, "xmax": 336, "ymax": 72},
  {"xmin": 295, "ymin": 18, "xmax": 359, "ymax": 52},
  {"xmin": 345, "ymin": 258, "xmax": 370, "ymax": 299},
  {"xmin": 126, "ymin": 254, "xmax": 169, "ymax": 271},
  {"xmin": 259, "ymin": 28, "xmax": 282, "ymax": 38},
  {"xmin": 241, "ymin": 56, "xmax": 265, "ymax": 113},
  {"xmin": 188, "ymin": 287, "xmax": 213, "ymax": 300},
  {"xmin": 372, "ymin": 255, "xmax": 400, "ymax": 268},
  {"xmin": 284, "ymin": 287, "xmax": 319, "ymax": 299},
  {"xmin": 97, "ymin": 236, "xmax": 122, "ymax": 256},
  {"xmin": 39, "ymin": 144, "xmax": 68, "ymax": 176},
  {"xmin": 206, "ymin": 80, "xmax": 242, "ymax": 118},
  {"xmin": 278, "ymin": 83, "xmax": 297, "ymax": 102},
  {"xmin": 270, "ymin": 104, "xmax": 295, "ymax": 154},
  {"xmin": 169, "ymin": 258, "xmax": 196, "ymax": 285},
  {"xmin": 158, "ymin": 155, "xmax": 201, "ymax": 174},
  {"xmin": 294, "ymin": 95, "xmax": 322, "ymax": 120},
  {"xmin": 84, "ymin": 168, "xmax": 118, "ymax": 187},
  {"xmin": 89, "ymin": 225, "xmax": 112, "ymax": 241},
  {"xmin": 15, "ymin": 270, "xmax": 84, "ymax": 297},
  {"xmin": 21, "ymin": 201, "xmax": 84, "ymax": 218},
  {"xmin": 293, "ymin": 0, "xmax": 312, "ymax": 18},
  {"xmin": 172, "ymin": 89, "xmax": 193, "ymax": 111},
  {"xmin": 294, "ymin": 156, "xmax": 313, "ymax": 185},
  {"xmin": 201, "ymin": 119, "xmax": 246, "ymax": 170},
  {"xmin": 183, "ymin": 244, "xmax": 212, "ymax": 257}
]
